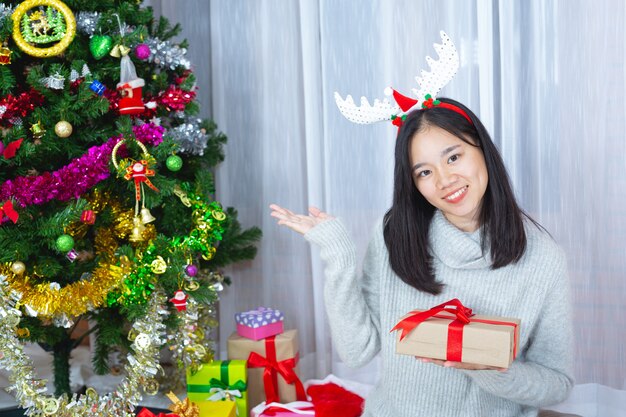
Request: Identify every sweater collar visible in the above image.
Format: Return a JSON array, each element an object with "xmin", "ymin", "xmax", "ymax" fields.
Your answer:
[{"xmin": 429, "ymin": 210, "xmax": 490, "ymax": 270}]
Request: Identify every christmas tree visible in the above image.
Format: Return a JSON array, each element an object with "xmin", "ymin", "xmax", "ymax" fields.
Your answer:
[{"xmin": 0, "ymin": 1, "xmax": 260, "ymax": 415}]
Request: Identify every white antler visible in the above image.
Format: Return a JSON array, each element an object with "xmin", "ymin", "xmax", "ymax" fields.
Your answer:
[
  {"xmin": 334, "ymin": 30, "xmax": 459, "ymax": 125},
  {"xmin": 410, "ymin": 31, "xmax": 459, "ymax": 105},
  {"xmin": 333, "ymin": 92, "xmax": 399, "ymax": 125}
]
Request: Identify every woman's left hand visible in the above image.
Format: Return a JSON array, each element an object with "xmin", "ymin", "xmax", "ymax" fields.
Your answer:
[{"xmin": 416, "ymin": 356, "xmax": 507, "ymax": 372}]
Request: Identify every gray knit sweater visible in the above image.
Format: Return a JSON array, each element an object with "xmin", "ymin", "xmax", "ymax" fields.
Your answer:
[{"xmin": 304, "ymin": 210, "xmax": 573, "ymax": 417}]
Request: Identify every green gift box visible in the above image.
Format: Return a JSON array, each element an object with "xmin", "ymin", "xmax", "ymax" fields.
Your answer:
[{"xmin": 187, "ymin": 360, "xmax": 248, "ymax": 417}]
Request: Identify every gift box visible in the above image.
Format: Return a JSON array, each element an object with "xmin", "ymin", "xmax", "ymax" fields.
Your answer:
[
  {"xmin": 186, "ymin": 360, "xmax": 248, "ymax": 417},
  {"xmin": 196, "ymin": 400, "xmax": 236, "ymax": 417},
  {"xmin": 251, "ymin": 401, "xmax": 315, "ymax": 417},
  {"xmin": 227, "ymin": 329, "xmax": 306, "ymax": 410},
  {"xmin": 391, "ymin": 298, "xmax": 521, "ymax": 368},
  {"xmin": 235, "ymin": 307, "xmax": 285, "ymax": 341}
]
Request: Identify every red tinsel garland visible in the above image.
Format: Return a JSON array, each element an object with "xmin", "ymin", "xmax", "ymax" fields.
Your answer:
[{"xmin": 0, "ymin": 89, "xmax": 45, "ymax": 127}]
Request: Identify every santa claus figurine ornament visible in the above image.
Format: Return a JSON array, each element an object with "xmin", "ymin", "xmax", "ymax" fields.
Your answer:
[{"xmin": 170, "ymin": 290, "xmax": 188, "ymax": 312}]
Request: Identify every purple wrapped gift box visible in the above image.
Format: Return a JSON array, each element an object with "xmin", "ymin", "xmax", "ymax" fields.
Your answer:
[{"xmin": 235, "ymin": 307, "xmax": 285, "ymax": 340}]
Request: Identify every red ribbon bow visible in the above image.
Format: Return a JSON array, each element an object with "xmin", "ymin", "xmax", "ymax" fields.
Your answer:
[
  {"xmin": 124, "ymin": 160, "xmax": 159, "ymax": 200},
  {"xmin": 247, "ymin": 336, "xmax": 307, "ymax": 404},
  {"xmin": 390, "ymin": 298, "xmax": 474, "ymax": 362},
  {"xmin": 0, "ymin": 200, "xmax": 18, "ymax": 224}
]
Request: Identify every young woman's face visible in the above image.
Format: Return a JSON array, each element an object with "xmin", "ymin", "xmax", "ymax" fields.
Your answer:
[{"xmin": 409, "ymin": 125, "xmax": 488, "ymax": 232}]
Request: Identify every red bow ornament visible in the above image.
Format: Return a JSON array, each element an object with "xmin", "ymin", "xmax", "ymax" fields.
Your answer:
[
  {"xmin": 0, "ymin": 200, "xmax": 18, "ymax": 225},
  {"xmin": 124, "ymin": 160, "xmax": 159, "ymax": 201}
]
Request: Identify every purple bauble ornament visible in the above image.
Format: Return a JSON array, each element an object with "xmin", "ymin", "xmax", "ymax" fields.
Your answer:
[
  {"xmin": 0, "ymin": 141, "xmax": 4, "ymax": 155},
  {"xmin": 134, "ymin": 43, "xmax": 151, "ymax": 61},
  {"xmin": 185, "ymin": 264, "xmax": 198, "ymax": 277}
]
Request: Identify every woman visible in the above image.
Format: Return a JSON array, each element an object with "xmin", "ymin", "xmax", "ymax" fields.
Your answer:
[{"xmin": 270, "ymin": 98, "xmax": 573, "ymax": 417}]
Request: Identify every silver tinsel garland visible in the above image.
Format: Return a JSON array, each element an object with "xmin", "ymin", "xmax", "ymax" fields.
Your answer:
[
  {"xmin": 167, "ymin": 118, "xmax": 209, "ymax": 156},
  {"xmin": 76, "ymin": 11, "xmax": 100, "ymax": 36},
  {"xmin": 143, "ymin": 37, "xmax": 191, "ymax": 70},
  {"xmin": 0, "ymin": 277, "xmax": 170, "ymax": 417}
]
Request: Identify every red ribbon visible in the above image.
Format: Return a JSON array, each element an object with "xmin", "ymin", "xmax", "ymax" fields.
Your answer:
[
  {"xmin": 136, "ymin": 408, "xmax": 178, "ymax": 417},
  {"xmin": 0, "ymin": 200, "xmax": 18, "ymax": 224},
  {"xmin": 391, "ymin": 298, "xmax": 518, "ymax": 363},
  {"xmin": 124, "ymin": 160, "xmax": 159, "ymax": 200},
  {"xmin": 247, "ymin": 336, "xmax": 307, "ymax": 404}
]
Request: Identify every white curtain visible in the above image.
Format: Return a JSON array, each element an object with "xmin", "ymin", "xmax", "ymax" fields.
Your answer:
[{"xmin": 152, "ymin": 1, "xmax": 626, "ymax": 415}]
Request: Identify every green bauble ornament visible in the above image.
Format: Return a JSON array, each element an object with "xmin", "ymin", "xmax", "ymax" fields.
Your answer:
[
  {"xmin": 166, "ymin": 155, "xmax": 183, "ymax": 172},
  {"xmin": 89, "ymin": 35, "xmax": 113, "ymax": 60},
  {"xmin": 55, "ymin": 234, "xmax": 75, "ymax": 252}
]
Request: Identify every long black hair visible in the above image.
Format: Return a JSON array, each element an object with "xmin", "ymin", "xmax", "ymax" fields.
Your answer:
[{"xmin": 383, "ymin": 97, "xmax": 527, "ymax": 295}]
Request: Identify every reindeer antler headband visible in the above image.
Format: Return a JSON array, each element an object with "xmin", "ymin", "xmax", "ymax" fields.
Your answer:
[{"xmin": 334, "ymin": 31, "xmax": 471, "ymax": 128}]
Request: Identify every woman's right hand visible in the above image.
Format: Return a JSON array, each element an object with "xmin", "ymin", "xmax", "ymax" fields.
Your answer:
[{"xmin": 269, "ymin": 204, "xmax": 335, "ymax": 235}]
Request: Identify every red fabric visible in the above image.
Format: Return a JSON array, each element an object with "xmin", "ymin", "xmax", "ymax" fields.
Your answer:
[
  {"xmin": 307, "ymin": 383, "xmax": 364, "ymax": 417},
  {"xmin": 3, "ymin": 138, "xmax": 22, "ymax": 159},
  {"xmin": 0, "ymin": 200, "xmax": 18, "ymax": 224},
  {"xmin": 136, "ymin": 408, "xmax": 178, "ymax": 417},
  {"xmin": 391, "ymin": 89, "xmax": 418, "ymax": 112}
]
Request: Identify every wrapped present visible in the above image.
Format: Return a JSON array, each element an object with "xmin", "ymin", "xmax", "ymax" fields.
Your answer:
[
  {"xmin": 228, "ymin": 329, "xmax": 306, "ymax": 410},
  {"xmin": 251, "ymin": 401, "xmax": 315, "ymax": 417},
  {"xmin": 196, "ymin": 400, "xmax": 236, "ymax": 417},
  {"xmin": 235, "ymin": 307, "xmax": 284, "ymax": 341},
  {"xmin": 391, "ymin": 298, "xmax": 521, "ymax": 368},
  {"xmin": 186, "ymin": 360, "xmax": 248, "ymax": 417}
]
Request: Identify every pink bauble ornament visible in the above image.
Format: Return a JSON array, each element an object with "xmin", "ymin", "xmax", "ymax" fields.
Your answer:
[
  {"xmin": 134, "ymin": 43, "xmax": 151, "ymax": 61},
  {"xmin": 0, "ymin": 141, "xmax": 4, "ymax": 155},
  {"xmin": 185, "ymin": 264, "xmax": 198, "ymax": 277}
]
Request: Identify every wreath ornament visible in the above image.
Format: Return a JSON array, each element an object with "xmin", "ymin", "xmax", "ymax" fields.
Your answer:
[{"xmin": 12, "ymin": 0, "xmax": 76, "ymax": 58}]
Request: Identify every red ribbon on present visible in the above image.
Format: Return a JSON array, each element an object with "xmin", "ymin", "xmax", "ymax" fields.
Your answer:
[
  {"xmin": 0, "ymin": 200, "xmax": 18, "ymax": 224},
  {"xmin": 136, "ymin": 407, "xmax": 179, "ymax": 417},
  {"xmin": 391, "ymin": 298, "xmax": 519, "ymax": 363},
  {"xmin": 247, "ymin": 336, "xmax": 307, "ymax": 404},
  {"xmin": 124, "ymin": 160, "xmax": 159, "ymax": 200}
]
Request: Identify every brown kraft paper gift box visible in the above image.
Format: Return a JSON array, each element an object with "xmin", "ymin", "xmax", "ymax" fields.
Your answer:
[
  {"xmin": 393, "ymin": 302, "xmax": 521, "ymax": 368},
  {"xmin": 227, "ymin": 329, "xmax": 304, "ymax": 410}
]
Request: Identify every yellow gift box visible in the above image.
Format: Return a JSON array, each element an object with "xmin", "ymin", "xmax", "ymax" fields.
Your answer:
[
  {"xmin": 187, "ymin": 360, "xmax": 247, "ymax": 417},
  {"xmin": 197, "ymin": 400, "xmax": 236, "ymax": 417}
]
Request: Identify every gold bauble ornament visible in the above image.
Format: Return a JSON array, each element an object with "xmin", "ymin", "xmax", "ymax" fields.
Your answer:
[
  {"xmin": 11, "ymin": 0, "xmax": 77, "ymax": 58},
  {"xmin": 11, "ymin": 261, "xmax": 26, "ymax": 275},
  {"xmin": 54, "ymin": 120, "xmax": 72, "ymax": 138}
]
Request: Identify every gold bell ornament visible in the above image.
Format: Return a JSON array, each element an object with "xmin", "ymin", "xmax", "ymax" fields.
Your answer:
[
  {"xmin": 129, "ymin": 216, "xmax": 146, "ymax": 242},
  {"xmin": 140, "ymin": 207, "xmax": 156, "ymax": 224}
]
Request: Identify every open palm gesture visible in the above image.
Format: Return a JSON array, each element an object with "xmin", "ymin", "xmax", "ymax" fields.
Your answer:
[{"xmin": 269, "ymin": 204, "xmax": 335, "ymax": 235}]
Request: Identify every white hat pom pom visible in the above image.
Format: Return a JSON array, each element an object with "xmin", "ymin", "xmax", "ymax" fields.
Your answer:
[{"xmin": 384, "ymin": 86, "xmax": 393, "ymax": 96}]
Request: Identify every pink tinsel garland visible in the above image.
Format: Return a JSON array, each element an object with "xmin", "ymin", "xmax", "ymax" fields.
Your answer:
[{"xmin": 0, "ymin": 123, "xmax": 164, "ymax": 207}]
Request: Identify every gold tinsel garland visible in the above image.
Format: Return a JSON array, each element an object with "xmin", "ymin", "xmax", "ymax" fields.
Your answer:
[
  {"xmin": 5, "ymin": 190, "xmax": 152, "ymax": 320},
  {"xmin": 1, "ymin": 263, "xmax": 126, "ymax": 319}
]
